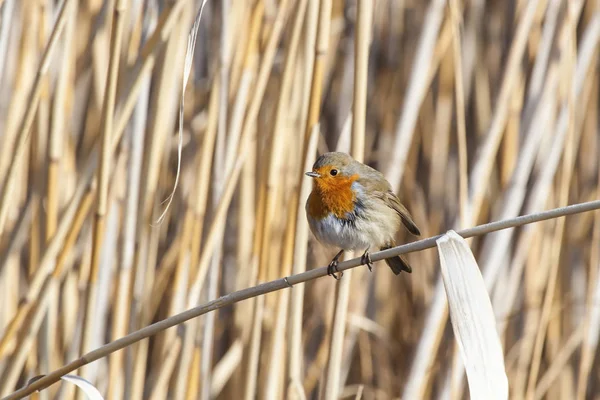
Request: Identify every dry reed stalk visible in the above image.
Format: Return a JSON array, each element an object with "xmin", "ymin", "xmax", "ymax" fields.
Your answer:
[
  {"xmin": 78, "ymin": 1, "xmax": 126, "ymax": 391},
  {"xmin": 351, "ymin": 1, "xmax": 371, "ymax": 161},
  {"xmin": 185, "ymin": 344, "xmax": 201, "ymax": 400},
  {"xmin": 173, "ymin": 318, "xmax": 197, "ymax": 400},
  {"xmin": 243, "ymin": 293, "xmax": 265, "ymax": 400},
  {"xmin": 448, "ymin": 0, "xmax": 469, "ymax": 230},
  {"xmin": 264, "ymin": 288, "xmax": 290, "ymax": 398},
  {"xmin": 0, "ymin": 25, "xmax": 156, "ymax": 361},
  {"xmin": 168, "ymin": 166, "xmax": 194, "ymax": 314},
  {"xmin": 500, "ymin": 0, "xmax": 599, "ymax": 340},
  {"xmin": 212, "ymin": 3, "xmax": 293, "ymax": 393},
  {"xmin": 189, "ymin": 78, "xmax": 220, "ymax": 286},
  {"xmin": 201, "ymin": 90, "xmax": 225, "ymax": 400},
  {"xmin": 264, "ymin": 217, "xmax": 296, "ymax": 397},
  {"xmin": 518, "ymin": 25, "xmax": 597, "ymax": 400},
  {"xmin": 236, "ymin": 0, "xmax": 289, "ymax": 287},
  {"xmin": 236, "ymin": 2, "xmax": 264, "ymax": 298},
  {"xmin": 404, "ymin": 2, "xmax": 542, "ymax": 396},
  {"xmin": 292, "ymin": 0, "xmax": 332, "ymax": 395},
  {"xmin": 0, "ymin": 0, "xmax": 74, "ymax": 237},
  {"xmin": 429, "ymin": 47, "xmax": 453, "ymax": 235},
  {"xmin": 200, "ymin": 158, "xmax": 238, "ymax": 400},
  {"xmin": 242, "ymin": 2, "xmax": 308, "ymax": 396},
  {"xmin": 426, "ymin": 17, "xmax": 454, "ymax": 89},
  {"xmin": 186, "ymin": 155, "xmax": 246, "ymax": 309},
  {"xmin": 237, "ymin": 100, "xmax": 264, "ymax": 365},
  {"xmin": 129, "ymin": 202, "xmax": 162, "ymax": 400},
  {"xmin": 324, "ymin": 271, "xmax": 352, "ymax": 398},
  {"xmin": 118, "ymin": 2, "xmax": 185, "ymax": 393},
  {"xmin": 576, "ymin": 75, "xmax": 600, "ymax": 400},
  {"xmin": 140, "ymin": 238, "xmax": 180, "ymax": 320},
  {"xmin": 148, "ymin": 337, "xmax": 182, "ymax": 400},
  {"xmin": 500, "ymin": 68, "xmax": 523, "ymax": 187},
  {"xmin": 31, "ymin": 6, "xmax": 51, "ymax": 391},
  {"xmin": 483, "ymin": 0, "xmax": 582, "ymax": 313},
  {"xmin": 510, "ymin": 140, "xmax": 562, "ymax": 398},
  {"xmin": 106, "ymin": 1, "xmax": 184, "ymax": 141},
  {"xmin": 44, "ymin": 2, "xmax": 78, "ymax": 388},
  {"xmin": 303, "ymin": 0, "xmax": 331, "ymax": 146},
  {"xmin": 0, "ymin": 283, "xmax": 51, "ymax": 396},
  {"xmin": 233, "ymin": 133, "xmax": 257, "ymax": 344},
  {"xmin": 0, "ymin": 3, "xmax": 37, "ymax": 183},
  {"xmin": 142, "ymin": 5, "xmax": 191, "ymax": 371},
  {"xmin": 169, "ymin": 177, "xmax": 203, "ymax": 393},
  {"xmin": 434, "ymin": 44, "xmax": 466, "ymax": 400},
  {"xmin": 525, "ymin": 9, "xmax": 579, "ymax": 398},
  {"xmin": 107, "ymin": 103, "xmax": 140, "ymax": 399},
  {"xmin": 106, "ymin": 19, "xmax": 148, "ymax": 397},
  {"xmin": 0, "ymin": 198, "xmax": 33, "ymax": 320},
  {"xmin": 211, "ymin": 339, "xmax": 243, "ymax": 398},
  {"xmin": 261, "ymin": 0, "xmax": 307, "ymax": 294},
  {"xmin": 526, "ymin": 0, "xmax": 561, "ymax": 105},
  {"xmin": 534, "ymin": 325, "xmax": 584, "ymax": 400},
  {"xmin": 492, "ymin": 64, "xmax": 559, "ymax": 339},
  {"xmin": 467, "ymin": 0, "xmax": 541, "ymax": 225},
  {"xmin": 195, "ymin": 5, "xmax": 240, "ymax": 392},
  {"xmin": 285, "ymin": 7, "xmax": 322, "ymax": 390},
  {"xmin": 0, "ymin": 0, "xmax": 14, "ymax": 85},
  {"xmin": 79, "ymin": 15, "xmax": 108, "ymax": 163},
  {"xmin": 288, "ymin": 123, "xmax": 320, "ymax": 397},
  {"xmin": 150, "ymin": 2, "xmax": 206, "ymax": 391},
  {"xmin": 178, "ymin": 76, "xmax": 220, "ymax": 400},
  {"xmin": 0, "ymin": 162, "xmax": 95, "ymax": 362},
  {"xmin": 385, "ymin": 0, "xmax": 445, "ymax": 191},
  {"xmin": 112, "ymin": 72, "xmax": 151, "ymax": 397},
  {"xmin": 324, "ymin": 1, "xmax": 370, "ymax": 398}
]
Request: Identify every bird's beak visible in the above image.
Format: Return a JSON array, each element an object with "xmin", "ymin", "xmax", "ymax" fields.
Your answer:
[{"xmin": 305, "ymin": 171, "xmax": 319, "ymax": 178}]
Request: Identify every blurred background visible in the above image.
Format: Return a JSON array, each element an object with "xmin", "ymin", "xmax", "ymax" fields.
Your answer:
[{"xmin": 0, "ymin": 0, "xmax": 599, "ymax": 399}]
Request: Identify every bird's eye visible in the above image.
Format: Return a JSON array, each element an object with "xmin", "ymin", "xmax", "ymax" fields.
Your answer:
[{"xmin": 330, "ymin": 169, "xmax": 338, "ymax": 176}]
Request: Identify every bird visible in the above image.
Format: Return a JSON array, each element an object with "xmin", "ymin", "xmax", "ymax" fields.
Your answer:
[{"xmin": 305, "ymin": 152, "xmax": 421, "ymax": 279}]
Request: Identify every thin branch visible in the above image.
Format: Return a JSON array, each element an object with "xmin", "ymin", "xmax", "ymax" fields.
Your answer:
[{"xmin": 6, "ymin": 198, "xmax": 600, "ymax": 400}]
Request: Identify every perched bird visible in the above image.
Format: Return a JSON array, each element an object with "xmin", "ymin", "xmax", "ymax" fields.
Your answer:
[{"xmin": 305, "ymin": 152, "xmax": 421, "ymax": 279}]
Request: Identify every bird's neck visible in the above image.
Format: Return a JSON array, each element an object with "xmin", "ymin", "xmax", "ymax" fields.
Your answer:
[{"xmin": 308, "ymin": 177, "xmax": 358, "ymax": 219}]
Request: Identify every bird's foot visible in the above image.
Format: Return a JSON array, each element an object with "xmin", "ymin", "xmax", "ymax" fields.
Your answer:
[
  {"xmin": 327, "ymin": 249, "xmax": 345, "ymax": 280},
  {"xmin": 327, "ymin": 259, "xmax": 342, "ymax": 280},
  {"xmin": 361, "ymin": 250, "xmax": 373, "ymax": 272}
]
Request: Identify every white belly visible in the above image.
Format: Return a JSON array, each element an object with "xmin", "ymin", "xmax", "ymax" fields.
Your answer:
[
  {"xmin": 306, "ymin": 211, "xmax": 398, "ymax": 251},
  {"xmin": 307, "ymin": 213, "xmax": 371, "ymax": 250}
]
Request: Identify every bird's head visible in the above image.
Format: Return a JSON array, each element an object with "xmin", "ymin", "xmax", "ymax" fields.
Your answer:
[{"xmin": 305, "ymin": 152, "xmax": 359, "ymax": 194}]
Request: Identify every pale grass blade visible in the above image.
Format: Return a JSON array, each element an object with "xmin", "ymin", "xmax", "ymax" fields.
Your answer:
[
  {"xmin": 436, "ymin": 230, "xmax": 508, "ymax": 400},
  {"xmin": 60, "ymin": 375, "xmax": 104, "ymax": 400}
]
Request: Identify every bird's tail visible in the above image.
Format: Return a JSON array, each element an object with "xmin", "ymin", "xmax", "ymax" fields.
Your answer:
[{"xmin": 381, "ymin": 243, "xmax": 412, "ymax": 275}]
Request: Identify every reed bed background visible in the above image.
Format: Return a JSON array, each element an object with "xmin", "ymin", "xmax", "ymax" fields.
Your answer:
[{"xmin": 0, "ymin": 0, "xmax": 599, "ymax": 399}]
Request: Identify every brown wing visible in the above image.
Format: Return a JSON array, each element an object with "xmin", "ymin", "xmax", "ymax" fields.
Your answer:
[
  {"xmin": 355, "ymin": 171, "xmax": 421, "ymax": 236},
  {"xmin": 384, "ymin": 191, "xmax": 421, "ymax": 236}
]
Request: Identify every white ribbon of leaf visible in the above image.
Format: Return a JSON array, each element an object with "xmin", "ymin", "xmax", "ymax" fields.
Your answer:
[
  {"xmin": 60, "ymin": 375, "xmax": 104, "ymax": 400},
  {"xmin": 436, "ymin": 230, "xmax": 509, "ymax": 400}
]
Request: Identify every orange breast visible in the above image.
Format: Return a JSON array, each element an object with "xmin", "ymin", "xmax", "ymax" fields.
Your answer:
[{"xmin": 307, "ymin": 174, "xmax": 358, "ymax": 219}]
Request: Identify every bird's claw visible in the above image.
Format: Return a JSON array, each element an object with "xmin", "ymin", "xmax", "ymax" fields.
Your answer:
[
  {"xmin": 327, "ymin": 249, "xmax": 345, "ymax": 280},
  {"xmin": 327, "ymin": 260, "xmax": 343, "ymax": 280},
  {"xmin": 361, "ymin": 251, "xmax": 373, "ymax": 272}
]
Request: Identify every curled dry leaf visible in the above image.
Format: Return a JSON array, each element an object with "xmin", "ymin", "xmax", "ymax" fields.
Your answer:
[
  {"xmin": 436, "ymin": 230, "xmax": 509, "ymax": 400},
  {"xmin": 60, "ymin": 375, "xmax": 104, "ymax": 400}
]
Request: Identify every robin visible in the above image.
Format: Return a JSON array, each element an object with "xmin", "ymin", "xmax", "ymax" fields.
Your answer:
[{"xmin": 305, "ymin": 152, "xmax": 421, "ymax": 279}]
